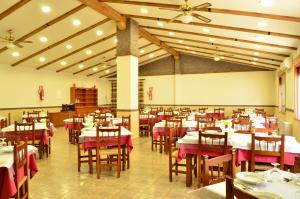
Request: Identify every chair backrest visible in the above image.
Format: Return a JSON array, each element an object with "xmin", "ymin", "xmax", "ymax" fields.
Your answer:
[
  {"xmin": 93, "ymin": 115, "xmax": 107, "ymax": 124},
  {"xmin": 122, "ymin": 116, "xmax": 131, "ymax": 130},
  {"xmin": 255, "ymin": 108, "xmax": 264, "ymax": 113},
  {"xmin": 203, "ymin": 151, "xmax": 235, "ymax": 186},
  {"xmin": 197, "ymin": 120, "xmax": 216, "ymax": 130},
  {"xmin": 198, "ymin": 107, "xmax": 208, "ymax": 113},
  {"xmin": 238, "ymin": 115, "xmax": 250, "ymax": 121},
  {"xmin": 233, "ymin": 120, "xmax": 252, "ymax": 134},
  {"xmin": 256, "ymin": 111, "xmax": 266, "ymax": 118},
  {"xmin": 164, "ymin": 110, "xmax": 173, "ymax": 119},
  {"xmin": 27, "ymin": 111, "xmax": 40, "ymax": 119},
  {"xmin": 199, "ymin": 131, "xmax": 228, "ymax": 154},
  {"xmin": 195, "ymin": 114, "xmax": 207, "ymax": 122},
  {"xmin": 73, "ymin": 115, "xmax": 85, "ymax": 131},
  {"xmin": 250, "ymin": 134, "xmax": 285, "ymax": 171},
  {"xmin": 226, "ymin": 176, "xmax": 258, "ymax": 199},
  {"xmin": 237, "ymin": 108, "xmax": 245, "ymax": 113},
  {"xmin": 214, "ymin": 108, "xmax": 225, "ymax": 113},
  {"xmin": 139, "ymin": 112, "xmax": 149, "ymax": 121},
  {"xmin": 95, "ymin": 126, "xmax": 121, "ymax": 153},
  {"xmin": 13, "ymin": 141, "xmax": 29, "ymax": 199},
  {"xmin": 0, "ymin": 118, "xmax": 8, "ymax": 128},
  {"xmin": 14, "ymin": 121, "xmax": 35, "ymax": 145}
]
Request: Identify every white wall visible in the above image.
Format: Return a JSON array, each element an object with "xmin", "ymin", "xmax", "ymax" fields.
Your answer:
[{"xmin": 0, "ymin": 64, "xmax": 109, "ymax": 108}]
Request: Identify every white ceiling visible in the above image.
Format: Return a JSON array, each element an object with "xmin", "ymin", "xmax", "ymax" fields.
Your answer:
[{"xmin": 0, "ymin": 0, "xmax": 300, "ymax": 78}]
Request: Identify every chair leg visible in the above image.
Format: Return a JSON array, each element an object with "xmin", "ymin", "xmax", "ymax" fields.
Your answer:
[
  {"xmin": 159, "ymin": 136, "xmax": 163, "ymax": 153},
  {"xmin": 88, "ymin": 149, "xmax": 93, "ymax": 174},
  {"xmin": 96, "ymin": 155, "xmax": 100, "ymax": 179},
  {"xmin": 197, "ymin": 155, "xmax": 202, "ymax": 189},
  {"xmin": 77, "ymin": 144, "xmax": 81, "ymax": 172},
  {"xmin": 127, "ymin": 150, "xmax": 130, "ymax": 169},
  {"xmin": 117, "ymin": 154, "xmax": 121, "ymax": 178},
  {"xmin": 169, "ymin": 152, "xmax": 172, "ymax": 182},
  {"xmin": 122, "ymin": 146, "xmax": 126, "ymax": 171}
]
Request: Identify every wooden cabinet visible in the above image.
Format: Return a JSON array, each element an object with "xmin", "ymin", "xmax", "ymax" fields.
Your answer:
[
  {"xmin": 70, "ymin": 86, "xmax": 98, "ymax": 107},
  {"xmin": 49, "ymin": 111, "xmax": 76, "ymax": 127}
]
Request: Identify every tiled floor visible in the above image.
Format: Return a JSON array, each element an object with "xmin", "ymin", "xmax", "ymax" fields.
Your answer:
[{"xmin": 30, "ymin": 127, "xmax": 201, "ymax": 199}]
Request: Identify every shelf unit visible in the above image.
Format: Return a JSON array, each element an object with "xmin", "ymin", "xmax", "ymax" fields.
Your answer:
[{"xmin": 70, "ymin": 86, "xmax": 98, "ymax": 108}]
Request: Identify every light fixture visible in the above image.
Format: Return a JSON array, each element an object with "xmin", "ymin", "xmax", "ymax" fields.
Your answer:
[
  {"xmin": 251, "ymin": 61, "xmax": 257, "ymax": 65},
  {"xmin": 60, "ymin": 61, "xmax": 67, "ymax": 66},
  {"xmin": 66, "ymin": 44, "xmax": 72, "ymax": 49},
  {"xmin": 78, "ymin": 64, "xmax": 84, "ymax": 69},
  {"xmin": 260, "ymin": 0, "xmax": 273, "ymax": 7},
  {"xmin": 102, "ymin": 64, "xmax": 107, "ymax": 68},
  {"xmin": 157, "ymin": 20, "xmax": 164, "ymax": 27},
  {"xmin": 209, "ymin": 38, "xmax": 215, "ymax": 42},
  {"xmin": 139, "ymin": 49, "xmax": 145, "ymax": 54},
  {"xmin": 214, "ymin": 56, "xmax": 220, "ymax": 61},
  {"xmin": 181, "ymin": 14, "xmax": 193, "ymax": 24},
  {"xmin": 93, "ymin": 67, "xmax": 98, "ymax": 71},
  {"xmin": 105, "ymin": 70, "xmax": 110, "ymax": 73},
  {"xmin": 72, "ymin": 19, "xmax": 81, "ymax": 26},
  {"xmin": 254, "ymin": 52, "xmax": 260, "ymax": 56},
  {"xmin": 202, "ymin": 28, "xmax": 210, "ymax": 33},
  {"xmin": 85, "ymin": 50, "xmax": 92, "ymax": 55},
  {"xmin": 257, "ymin": 21, "xmax": 268, "ymax": 27},
  {"xmin": 41, "ymin": 5, "xmax": 51, "ymax": 13},
  {"xmin": 220, "ymin": 56, "xmax": 225, "ymax": 59},
  {"xmin": 96, "ymin": 30, "xmax": 103, "ymax": 36},
  {"xmin": 140, "ymin": 8, "xmax": 148, "ymax": 14},
  {"xmin": 39, "ymin": 57, "xmax": 46, "ymax": 62},
  {"xmin": 11, "ymin": 51, "xmax": 20, "ymax": 57},
  {"xmin": 6, "ymin": 43, "xmax": 15, "ymax": 49},
  {"xmin": 254, "ymin": 45, "xmax": 261, "ymax": 49},
  {"xmin": 169, "ymin": 32, "xmax": 175, "ymax": 36},
  {"xmin": 255, "ymin": 36, "xmax": 264, "ymax": 41},
  {"xmin": 39, "ymin": 36, "xmax": 48, "ymax": 43},
  {"xmin": 178, "ymin": 40, "xmax": 183, "ymax": 43},
  {"xmin": 185, "ymin": 46, "xmax": 190, "ymax": 49},
  {"xmin": 191, "ymin": 51, "xmax": 196, "ymax": 54},
  {"xmin": 149, "ymin": 54, "xmax": 154, "ymax": 58},
  {"xmin": 253, "ymin": 58, "xmax": 259, "ymax": 61},
  {"xmin": 114, "ymin": 38, "xmax": 118, "ymax": 43}
]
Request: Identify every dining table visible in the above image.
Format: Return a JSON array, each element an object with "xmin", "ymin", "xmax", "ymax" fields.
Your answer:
[
  {"xmin": 190, "ymin": 169, "xmax": 300, "ymax": 199},
  {"xmin": 0, "ymin": 145, "xmax": 39, "ymax": 199}
]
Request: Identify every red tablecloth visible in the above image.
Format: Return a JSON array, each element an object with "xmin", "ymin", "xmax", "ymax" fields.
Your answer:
[
  {"xmin": 0, "ymin": 153, "xmax": 38, "ymax": 199},
  {"xmin": 2, "ymin": 129, "xmax": 50, "ymax": 145}
]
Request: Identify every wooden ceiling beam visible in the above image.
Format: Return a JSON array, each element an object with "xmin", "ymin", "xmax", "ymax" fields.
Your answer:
[
  {"xmin": 0, "ymin": 4, "xmax": 86, "ymax": 54},
  {"xmin": 57, "ymin": 46, "xmax": 116, "ymax": 72},
  {"xmin": 127, "ymin": 15, "xmax": 300, "ymax": 40},
  {"xmin": 154, "ymin": 34, "xmax": 285, "ymax": 59},
  {"xmin": 165, "ymin": 41, "xmax": 282, "ymax": 63},
  {"xmin": 176, "ymin": 49, "xmax": 278, "ymax": 69},
  {"xmin": 37, "ymin": 33, "xmax": 115, "ymax": 70},
  {"xmin": 0, "ymin": 0, "xmax": 31, "ymax": 20},
  {"xmin": 99, "ymin": 0, "xmax": 300, "ymax": 23},
  {"xmin": 11, "ymin": 18, "xmax": 110, "ymax": 67},
  {"xmin": 144, "ymin": 26, "xmax": 296, "ymax": 51},
  {"xmin": 78, "ymin": 0, "xmax": 126, "ymax": 30}
]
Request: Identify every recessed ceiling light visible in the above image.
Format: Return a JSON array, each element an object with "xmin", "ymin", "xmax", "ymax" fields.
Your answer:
[
  {"xmin": 96, "ymin": 30, "xmax": 103, "ymax": 36},
  {"xmin": 255, "ymin": 36, "xmax": 264, "ymax": 41},
  {"xmin": 41, "ymin": 5, "xmax": 51, "ymax": 13},
  {"xmin": 220, "ymin": 56, "xmax": 225, "ymax": 59},
  {"xmin": 85, "ymin": 50, "xmax": 92, "ymax": 55},
  {"xmin": 178, "ymin": 40, "xmax": 183, "ymax": 43},
  {"xmin": 93, "ymin": 67, "xmax": 98, "ymax": 71},
  {"xmin": 185, "ymin": 46, "xmax": 190, "ymax": 49},
  {"xmin": 202, "ymin": 28, "xmax": 210, "ymax": 33},
  {"xmin": 114, "ymin": 38, "xmax": 118, "ymax": 43},
  {"xmin": 149, "ymin": 54, "xmax": 154, "ymax": 58},
  {"xmin": 209, "ymin": 38, "xmax": 215, "ymax": 42},
  {"xmin": 102, "ymin": 64, "xmax": 106, "ymax": 68},
  {"xmin": 139, "ymin": 49, "xmax": 145, "ymax": 54},
  {"xmin": 253, "ymin": 52, "xmax": 260, "ymax": 56},
  {"xmin": 254, "ymin": 45, "xmax": 261, "ymax": 49},
  {"xmin": 78, "ymin": 64, "xmax": 84, "ymax": 69},
  {"xmin": 72, "ymin": 19, "xmax": 81, "ymax": 26},
  {"xmin": 39, "ymin": 36, "xmax": 48, "ymax": 43},
  {"xmin": 157, "ymin": 21, "xmax": 164, "ymax": 27},
  {"xmin": 191, "ymin": 51, "xmax": 196, "ymax": 54},
  {"xmin": 60, "ymin": 61, "xmax": 67, "ymax": 66},
  {"xmin": 252, "ymin": 58, "xmax": 259, "ymax": 61},
  {"xmin": 66, "ymin": 44, "xmax": 72, "ymax": 49},
  {"xmin": 260, "ymin": 0, "xmax": 273, "ymax": 7},
  {"xmin": 39, "ymin": 57, "xmax": 46, "ymax": 62},
  {"xmin": 105, "ymin": 70, "xmax": 110, "ymax": 73},
  {"xmin": 169, "ymin": 32, "xmax": 175, "ymax": 36},
  {"xmin": 11, "ymin": 51, "xmax": 20, "ymax": 57},
  {"xmin": 251, "ymin": 62, "xmax": 257, "ymax": 65},
  {"xmin": 140, "ymin": 8, "xmax": 148, "ymax": 14},
  {"xmin": 257, "ymin": 21, "xmax": 268, "ymax": 27}
]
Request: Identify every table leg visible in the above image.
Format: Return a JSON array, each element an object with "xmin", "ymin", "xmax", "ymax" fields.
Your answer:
[
  {"xmin": 122, "ymin": 145, "xmax": 126, "ymax": 171},
  {"xmin": 159, "ymin": 135, "xmax": 162, "ymax": 153},
  {"xmin": 241, "ymin": 161, "xmax": 246, "ymax": 172},
  {"xmin": 186, "ymin": 154, "xmax": 192, "ymax": 187}
]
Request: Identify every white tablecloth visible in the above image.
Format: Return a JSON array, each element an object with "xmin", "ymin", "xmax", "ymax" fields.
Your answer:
[
  {"xmin": 0, "ymin": 122, "xmax": 51, "ymax": 132},
  {"xmin": 22, "ymin": 113, "xmax": 48, "ymax": 118}
]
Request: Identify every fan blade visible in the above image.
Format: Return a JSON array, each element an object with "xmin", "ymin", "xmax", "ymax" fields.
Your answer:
[
  {"xmin": 191, "ymin": 13, "xmax": 211, "ymax": 23},
  {"xmin": 159, "ymin": 7, "xmax": 181, "ymax": 12},
  {"xmin": 168, "ymin": 14, "xmax": 184, "ymax": 23},
  {"xmin": 20, "ymin": 40, "xmax": 33, "ymax": 43},
  {"xmin": 192, "ymin": 3, "xmax": 212, "ymax": 10},
  {"xmin": 15, "ymin": 43, "xmax": 24, "ymax": 48}
]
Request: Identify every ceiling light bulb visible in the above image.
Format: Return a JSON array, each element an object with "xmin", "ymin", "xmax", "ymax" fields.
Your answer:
[
  {"xmin": 60, "ymin": 61, "xmax": 67, "ymax": 66},
  {"xmin": 149, "ymin": 54, "xmax": 154, "ymax": 58},
  {"xmin": 220, "ymin": 56, "xmax": 225, "ymax": 59},
  {"xmin": 253, "ymin": 58, "xmax": 259, "ymax": 61},
  {"xmin": 209, "ymin": 38, "xmax": 215, "ymax": 42},
  {"xmin": 214, "ymin": 57, "xmax": 220, "ymax": 61},
  {"xmin": 40, "ymin": 36, "xmax": 48, "ymax": 43},
  {"xmin": 139, "ymin": 49, "xmax": 145, "ymax": 54},
  {"xmin": 85, "ymin": 50, "xmax": 92, "ymax": 55},
  {"xmin": 157, "ymin": 21, "xmax": 163, "ymax": 26},
  {"xmin": 114, "ymin": 38, "xmax": 118, "ymax": 43},
  {"xmin": 11, "ymin": 51, "xmax": 20, "ymax": 57},
  {"xmin": 257, "ymin": 21, "xmax": 268, "ymax": 27},
  {"xmin": 191, "ymin": 51, "xmax": 196, "ymax": 54},
  {"xmin": 252, "ymin": 62, "xmax": 257, "ymax": 65},
  {"xmin": 178, "ymin": 40, "xmax": 183, "ymax": 43},
  {"xmin": 254, "ymin": 45, "xmax": 261, "ymax": 49},
  {"xmin": 254, "ymin": 52, "xmax": 260, "ymax": 56},
  {"xmin": 66, "ymin": 44, "xmax": 72, "ymax": 49},
  {"xmin": 93, "ymin": 67, "xmax": 98, "ymax": 71},
  {"xmin": 6, "ymin": 43, "xmax": 15, "ymax": 49},
  {"xmin": 96, "ymin": 30, "xmax": 103, "ymax": 36},
  {"xmin": 181, "ymin": 14, "xmax": 193, "ymax": 24},
  {"xmin": 260, "ymin": 0, "xmax": 273, "ymax": 7},
  {"xmin": 39, "ymin": 57, "xmax": 46, "ymax": 62},
  {"xmin": 255, "ymin": 36, "xmax": 264, "ymax": 41},
  {"xmin": 202, "ymin": 28, "xmax": 210, "ymax": 33},
  {"xmin": 140, "ymin": 8, "xmax": 148, "ymax": 14},
  {"xmin": 78, "ymin": 64, "xmax": 84, "ymax": 69},
  {"xmin": 105, "ymin": 70, "xmax": 110, "ymax": 73},
  {"xmin": 41, "ymin": 5, "xmax": 51, "ymax": 13},
  {"xmin": 185, "ymin": 46, "xmax": 190, "ymax": 49},
  {"xmin": 72, "ymin": 19, "xmax": 81, "ymax": 26},
  {"xmin": 169, "ymin": 32, "xmax": 175, "ymax": 36}
]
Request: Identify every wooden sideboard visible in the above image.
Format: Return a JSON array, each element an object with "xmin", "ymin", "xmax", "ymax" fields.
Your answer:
[{"xmin": 49, "ymin": 111, "xmax": 76, "ymax": 127}]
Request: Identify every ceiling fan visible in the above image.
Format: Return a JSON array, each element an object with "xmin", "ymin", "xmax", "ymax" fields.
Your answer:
[
  {"xmin": 159, "ymin": 0, "xmax": 212, "ymax": 24},
  {"xmin": 213, "ymin": 47, "xmax": 234, "ymax": 61},
  {"xmin": 0, "ymin": 29, "xmax": 32, "ymax": 49}
]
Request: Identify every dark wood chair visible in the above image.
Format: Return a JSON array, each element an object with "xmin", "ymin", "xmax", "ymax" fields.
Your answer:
[
  {"xmin": 0, "ymin": 117, "xmax": 8, "ymax": 128},
  {"xmin": 198, "ymin": 107, "xmax": 208, "ymax": 113},
  {"xmin": 161, "ymin": 119, "xmax": 182, "ymax": 153},
  {"xmin": 237, "ymin": 108, "xmax": 245, "ymax": 113},
  {"xmin": 121, "ymin": 115, "xmax": 131, "ymax": 130},
  {"xmin": 164, "ymin": 110, "xmax": 174, "ymax": 120},
  {"xmin": 196, "ymin": 119, "xmax": 216, "ymax": 131},
  {"xmin": 226, "ymin": 176, "xmax": 258, "ymax": 199},
  {"xmin": 233, "ymin": 120, "xmax": 253, "ymax": 134},
  {"xmin": 36, "ymin": 116, "xmax": 51, "ymax": 157},
  {"xmin": 250, "ymin": 134, "xmax": 285, "ymax": 171},
  {"xmin": 13, "ymin": 141, "xmax": 29, "ymax": 199},
  {"xmin": 255, "ymin": 108, "xmax": 264, "ymax": 113},
  {"xmin": 72, "ymin": 115, "xmax": 85, "ymax": 144},
  {"xmin": 139, "ymin": 113, "xmax": 150, "ymax": 137}
]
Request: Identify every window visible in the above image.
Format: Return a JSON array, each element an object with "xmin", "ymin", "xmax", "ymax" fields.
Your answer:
[
  {"xmin": 278, "ymin": 74, "xmax": 286, "ymax": 113},
  {"xmin": 295, "ymin": 56, "xmax": 300, "ymax": 119}
]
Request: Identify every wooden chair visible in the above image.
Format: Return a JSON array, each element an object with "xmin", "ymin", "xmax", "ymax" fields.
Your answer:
[
  {"xmin": 13, "ymin": 141, "xmax": 29, "ymax": 199},
  {"xmin": 163, "ymin": 110, "xmax": 174, "ymax": 120},
  {"xmin": 198, "ymin": 107, "xmax": 208, "ymax": 113},
  {"xmin": 202, "ymin": 152, "xmax": 236, "ymax": 186},
  {"xmin": 93, "ymin": 115, "xmax": 109, "ymax": 126},
  {"xmin": 237, "ymin": 108, "xmax": 245, "ymax": 113},
  {"xmin": 255, "ymin": 108, "xmax": 264, "ymax": 113},
  {"xmin": 250, "ymin": 134, "xmax": 285, "ymax": 171},
  {"xmin": 214, "ymin": 108, "xmax": 225, "ymax": 119},
  {"xmin": 238, "ymin": 115, "xmax": 250, "ymax": 121},
  {"xmin": 233, "ymin": 120, "xmax": 253, "ymax": 134},
  {"xmin": 14, "ymin": 122, "xmax": 43, "ymax": 159},
  {"xmin": 226, "ymin": 176, "xmax": 258, "ymax": 199},
  {"xmin": 139, "ymin": 113, "xmax": 150, "ymax": 137},
  {"xmin": 36, "ymin": 116, "xmax": 51, "ymax": 157},
  {"xmin": 0, "ymin": 117, "xmax": 8, "ymax": 128},
  {"xmin": 95, "ymin": 126, "xmax": 122, "ymax": 179},
  {"xmin": 121, "ymin": 115, "xmax": 131, "ymax": 130},
  {"xmin": 197, "ymin": 131, "xmax": 229, "ymax": 188},
  {"xmin": 26, "ymin": 111, "xmax": 40, "ymax": 122},
  {"xmin": 196, "ymin": 120, "xmax": 216, "ymax": 131},
  {"xmin": 162, "ymin": 119, "xmax": 182, "ymax": 153},
  {"xmin": 195, "ymin": 114, "xmax": 207, "ymax": 122},
  {"xmin": 72, "ymin": 115, "xmax": 85, "ymax": 144}
]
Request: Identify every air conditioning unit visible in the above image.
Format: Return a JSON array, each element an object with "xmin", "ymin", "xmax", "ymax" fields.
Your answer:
[{"xmin": 280, "ymin": 57, "xmax": 292, "ymax": 71}]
